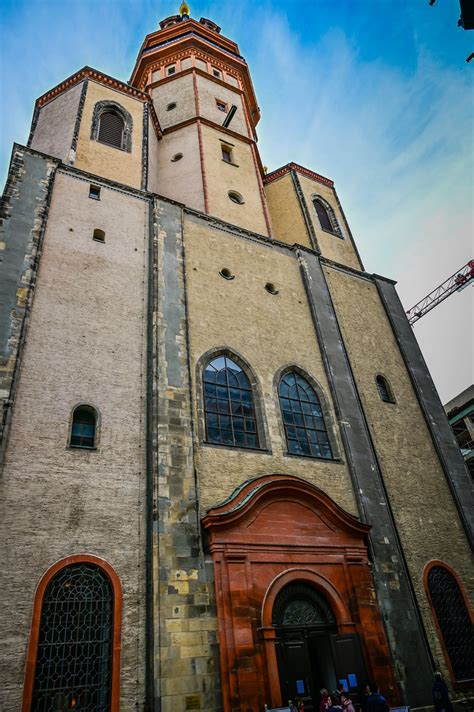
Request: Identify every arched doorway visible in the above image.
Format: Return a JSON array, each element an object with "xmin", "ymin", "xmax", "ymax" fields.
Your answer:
[
  {"xmin": 202, "ymin": 475, "xmax": 398, "ymax": 712},
  {"xmin": 273, "ymin": 582, "xmax": 337, "ymax": 709}
]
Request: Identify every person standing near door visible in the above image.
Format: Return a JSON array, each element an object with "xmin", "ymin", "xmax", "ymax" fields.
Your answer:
[
  {"xmin": 365, "ymin": 683, "xmax": 389, "ymax": 712},
  {"xmin": 432, "ymin": 672, "xmax": 453, "ymax": 712}
]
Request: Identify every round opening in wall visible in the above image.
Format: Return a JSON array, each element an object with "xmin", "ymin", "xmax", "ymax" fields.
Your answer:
[
  {"xmin": 219, "ymin": 268, "xmax": 235, "ymax": 280},
  {"xmin": 265, "ymin": 282, "xmax": 279, "ymax": 295},
  {"xmin": 166, "ymin": 102, "xmax": 177, "ymax": 111},
  {"xmin": 228, "ymin": 191, "xmax": 244, "ymax": 205},
  {"xmin": 171, "ymin": 153, "xmax": 183, "ymax": 162}
]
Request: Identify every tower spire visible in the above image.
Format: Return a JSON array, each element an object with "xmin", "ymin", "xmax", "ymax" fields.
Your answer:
[{"xmin": 179, "ymin": 1, "xmax": 190, "ymax": 18}]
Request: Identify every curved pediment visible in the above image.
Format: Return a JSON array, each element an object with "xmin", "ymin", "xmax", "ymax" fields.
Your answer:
[{"xmin": 202, "ymin": 474, "xmax": 370, "ymax": 547}]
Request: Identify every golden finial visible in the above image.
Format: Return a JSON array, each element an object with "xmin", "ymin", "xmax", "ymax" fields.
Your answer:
[{"xmin": 179, "ymin": 1, "xmax": 190, "ymax": 17}]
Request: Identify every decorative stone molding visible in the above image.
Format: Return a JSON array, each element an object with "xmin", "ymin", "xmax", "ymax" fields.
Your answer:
[
  {"xmin": 312, "ymin": 193, "xmax": 344, "ymax": 238},
  {"xmin": 90, "ymin": 100, "xmax": 133, "ymax": 153}
]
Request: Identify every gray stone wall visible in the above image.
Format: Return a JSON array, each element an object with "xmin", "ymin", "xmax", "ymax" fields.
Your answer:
[
  {"xmin": 150, "ymin": 197, "xmax": 222, "ymax": 712},
  {"xmin": 0, "ymin": 145, "xmax": 58, "ymax": 461}
]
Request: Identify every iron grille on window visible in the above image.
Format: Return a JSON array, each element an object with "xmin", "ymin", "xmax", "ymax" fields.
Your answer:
[
  {"xmin": 70, "ymin": 406, "xmax": 97, "ymax": 448},
  {"xmin": 428, "ymin": 566, "xmax": 474, "ymax": 681},
  {"xmin": 97, "ymin": 111, "xmax": 124, "ymax": 149},
  {"xmin": 279, "ymin": 371, "xmax": 332, "ymax": 459},
  {"xmin": 31, "ymin": 563, "xmax": 113, "ymax": 711},
  {"xmin": 203, "ymin": 355, "xmax": 259, "ymax": 448}
]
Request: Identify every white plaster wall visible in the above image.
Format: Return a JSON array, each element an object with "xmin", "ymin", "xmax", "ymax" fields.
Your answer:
[
  {"xmin": 30, "ymin": 83, "xmax": 83, "ymax": 162},
  {"xmin": 152, "ymin": 73, "xmax": 195, "ymax": 129},
  {"xmin": 0, "ymin": 171, "xmax": 148, "ymax": 710},
  {"xmin": 156, "ymin": 125, "xmax": 204, "ymax": 211},
  {"xmin": 196, "ymin": 74, "xmax": 249, "ymax": 137}
]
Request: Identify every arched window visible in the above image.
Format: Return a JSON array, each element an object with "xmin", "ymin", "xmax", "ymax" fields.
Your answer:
[
  {"xmin": 376, "ymin": 375, "xmax": 395, "ymax": 403},
  {"xmin": 272, "ymin": 582, "xmax": 336, "ymax": 628},
  {"xmin": 427, "ymin": 565, "xmax": 474, "ymax": 681},
  {"xmin": 203, "ymin": 355, "xmax": 259, "ymax": 448},
  {"xmin": 91, "ymin": 101, "xmax": 133, "ymax": 153},
  {"xmin": 279, "ymin": 371, "xmax": 333, "ymax": 458},
  {"xmin": 70, "ymin": 405, "xmax": 98, "ymax": 448},
  {"xmin": 312, "ymin": 196, "xmax": 343, "ymax": 237},
  {"xmin": 98, "ymin": 111, "xmax": 124, "ymax": 149},
  {"xmin": 314, "ymin": 199, "xmax": 333, "ymax": 232},
  {"xmin": 29, "ymin": 562, "xmax": 114, "ymax": 710}
]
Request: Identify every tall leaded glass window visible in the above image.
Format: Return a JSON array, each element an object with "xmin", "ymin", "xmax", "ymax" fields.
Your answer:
[
  {"xmin": 31, "ymin": 563, "xmax": 113, "ymax": 711},
  {"xmin": 428, "ymin": 566, "xmax": 474, "ymax": 681},
  {"xmin": 279, "ymin": 371, "xmax": 332, "ymax": 459},
  {"xmin": 203, "ymin": 355, "xmax": 259, "ymax": 448}
]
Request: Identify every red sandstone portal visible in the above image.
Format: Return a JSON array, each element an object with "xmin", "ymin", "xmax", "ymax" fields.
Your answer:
[{"xmin": 202, "ymin": 475, "xmax": 399, "ymax": 712}]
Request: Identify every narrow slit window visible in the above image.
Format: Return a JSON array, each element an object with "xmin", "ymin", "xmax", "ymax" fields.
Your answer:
[{"xmin": 376, "ymin": 375, "xmax": 395, "ymax": 403}]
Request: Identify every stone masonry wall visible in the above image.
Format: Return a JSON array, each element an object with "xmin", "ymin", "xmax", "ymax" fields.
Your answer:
[
  {"xmin": 152, "ymin": 198, "xmax": 222, "ymax": 712},
  {"xmin": 0, "ymin": 167, "xmax": 148, "ymax": 710},
  {"xmin": 324, "ymin": 264, "xmax": 474, "ymax": 688},
  {"xmin": 182, "ymin": 215, "xmax": 357, "ymax": 517},
  {"xmin": 0, "ymin": 146, "xmax": 58, "ymax": 461}
]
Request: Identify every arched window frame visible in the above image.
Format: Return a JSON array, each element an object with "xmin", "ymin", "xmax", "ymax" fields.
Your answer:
[
  {"xmin": 22, "ymin": 554, "xmax": 122, "ymax": 712},
  {"xmin": 311, "ymin": 194, "xmax": 344, "ymax": 238},
  {"xmin": 274, "ymin": 365, "xmax": 340, "ymax": 460},
  {"xmin": 196, "ymin": 347, "xmax": 270, "ymax": 452},
  {"xmin": 68, "ymin": 402, "xmax": 101, "ymax": 450},
  {"xmin": 375, "ymin": 374, "xmax": 396, "ymax": 404},
  {"xmin": 91, "ymin": 101, "xmax": 133, "ymax": 153},
  {"xmin": 423, "ymin": 560, "xmax": 474, "ymax": 685}
]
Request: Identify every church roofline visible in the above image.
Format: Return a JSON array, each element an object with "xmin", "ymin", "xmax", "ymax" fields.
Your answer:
[
  {"xmin": 33, "ymin": 66, "xmax": 162, "ymax": 139},
  {"xmin": 264, "ymin": 162, "xmax": 334, "ymax": 189},
  {"xmin": 35, "ymin": 66, "xmax": 151, "ymax": 108}
]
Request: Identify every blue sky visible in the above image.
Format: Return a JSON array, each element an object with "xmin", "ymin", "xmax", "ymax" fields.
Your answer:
[{"xmin": 1, "ymin": 0, "xmax": 472, "ymax": 402}]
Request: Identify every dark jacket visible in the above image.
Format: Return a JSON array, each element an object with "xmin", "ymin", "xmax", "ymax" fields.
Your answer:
[
  {"xmin": 366, "ymin": 692, "xmax": 388, "ymax": 712},
  {"xmin": 433, "ymin": 679, "xmax": 453, "ymax": 712}
]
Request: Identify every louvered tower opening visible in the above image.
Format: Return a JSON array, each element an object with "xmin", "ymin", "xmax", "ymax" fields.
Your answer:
[{"xmin": 97, "ymin": 111, "xmax": 124, "ymax": 148}]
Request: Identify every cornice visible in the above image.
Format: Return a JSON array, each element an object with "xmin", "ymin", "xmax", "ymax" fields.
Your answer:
[
  {"xmin": 264, "ymin": 162, "xmax": 334, "ymax": 189},
  {"xmin": 162, "ymin": 115, "xmax": 254, "ymax": 145},
  {"xmin": 36, "ymin": 66, "xmax": 151, "ymax": 109}
]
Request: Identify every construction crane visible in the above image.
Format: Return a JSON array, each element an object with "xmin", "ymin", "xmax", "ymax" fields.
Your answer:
[{"xmin": 406, "ymin": 259, "xmax": 474, "ymax": 325}]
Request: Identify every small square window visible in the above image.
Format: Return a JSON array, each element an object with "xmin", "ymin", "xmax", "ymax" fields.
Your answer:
[
  {"xmin": 167, "ymin": 65, "xmax": 176, "ymax": 76},
  {"xmin": 89, "ymin": 185, "xmax": 101, "ymax": 200},
  {"xmin": 212, "ymin": 68, "xmax": 221, "ymax": 79},
  {"xmin": 222, "ymin": 145, "xmax": 233, "ymax": 163},
  {"xmin": 216, "ymin": 99, "xmax": 227, "ymax": 112}
]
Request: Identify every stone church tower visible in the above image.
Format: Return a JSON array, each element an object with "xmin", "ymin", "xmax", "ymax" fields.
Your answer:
[{"xmin": 1, "ymin": 7, "xmax": 473, "ymax": 712}]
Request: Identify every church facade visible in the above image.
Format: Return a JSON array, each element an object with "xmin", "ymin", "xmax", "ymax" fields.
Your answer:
[{"xmin": 0, "ymin": 10, "xmax": 473, "ymax": 712}]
